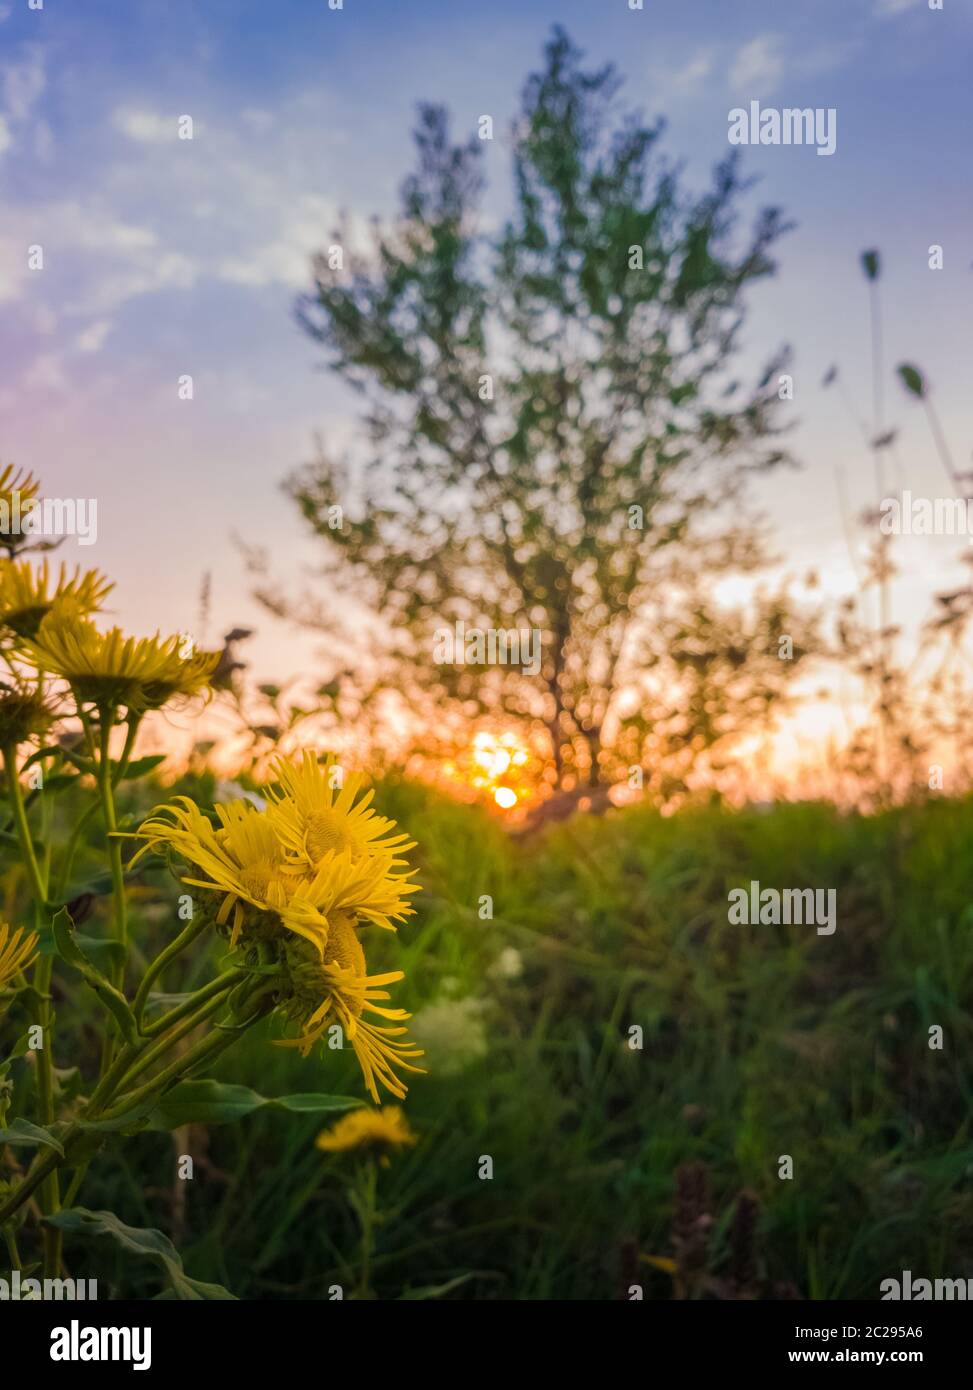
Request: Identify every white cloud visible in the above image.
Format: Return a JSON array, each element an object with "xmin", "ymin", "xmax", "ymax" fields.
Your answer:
[
  {"xmin": 2, "ymin": 47, "xmax": 45, "ymax": 121},
  {"xmin": 0, "ymin": 47, "xmax": 48, "ymax": 165},
  {"xmin": 76, "ymin": 320, "xmax": 112, "ymax": 353},
  {"xmin": 670, "ymin": 50, "xmax": 714, "ymax": 88},
  {"xmin": 3, "ymin": 80, "xmax": 356, "ymax": 325},
  {"xmin": 729, "ymin": 35, "xmax": 785, "ymax": 93},
  {"xmin": 217, "ymin": 193, "xmax": 343, "ymax": 289},
  {"xmin": 647, "ymin": 48, "xmax": 716, "ymax": 115},
  {"xmin": 874, "ymin": 0, "xmax": 915, "ymax": 14},
  {"xmin": 0, "ymin": 200, "xmax": 197, "ymax": 313}
]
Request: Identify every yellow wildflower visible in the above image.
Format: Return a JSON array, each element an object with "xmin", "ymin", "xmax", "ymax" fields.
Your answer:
[
  {"xmin": 0, "ymin": 559, "xmax": 113, "ymax": 640},
  {"xmin": 21, "ymin": 611, "xmax": 218, "ymax": 711},
  {"xmin": 316, "ymin": 1105, "xmax": 418, "ymax": 1156}
]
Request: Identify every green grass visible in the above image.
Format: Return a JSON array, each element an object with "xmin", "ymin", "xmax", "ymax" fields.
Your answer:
[{"xmin": 15, "ymin": 779, "xmax": 973, "ymax": 1299}]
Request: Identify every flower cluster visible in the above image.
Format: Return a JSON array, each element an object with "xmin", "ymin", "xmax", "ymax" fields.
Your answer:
[
  {"xmin": 133, "ymin": 752, "xmax": 425, "ymax": 1101},
  {"xmin": 0, "ymin": 467, "xmax": 426, "ymax": 1292},
  {"xmin": 0, "ymin": 550, "xmax": 221, "ymax": 719}
]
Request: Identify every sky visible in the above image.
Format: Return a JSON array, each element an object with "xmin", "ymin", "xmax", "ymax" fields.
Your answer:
[{"xmin": 0, "ymin": 0, "xmax": 971, "ymax": 770}]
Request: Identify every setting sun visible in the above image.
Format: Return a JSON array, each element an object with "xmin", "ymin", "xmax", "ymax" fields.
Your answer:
[{"xmin": 414, "ymin": 730, "xmax": 538, "ymax": 812}]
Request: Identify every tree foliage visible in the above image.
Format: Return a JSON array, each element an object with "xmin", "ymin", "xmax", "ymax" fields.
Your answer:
[{"xmin": 263, "ymin": 28, "xmax": 811, "ymax": 801}]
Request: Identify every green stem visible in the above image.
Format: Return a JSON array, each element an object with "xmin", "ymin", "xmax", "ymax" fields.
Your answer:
[
  {"xmin": 87, "ymin": 972, "xmax": 239, "ymax": 1112},
  {"xmin": 97, "ymin": 1023, "xmax": 255, "ymax": 1124},
  {"xmin": 0, "ymin": 1145, "xmax": 60, "ymax": 1225},
  {"xmin": 113, "ymin": 990, "xmax": 234, "ymax": 1096},
  {"xmin": 132, "ymin": 914, "xmax": 211, "ymax": 1032},
  {"xmin": 97, "ymin": 714, "xmax": 128, "ymax": 978},
  {"xmin": 144, "ymin": 970, "xmax": 241, "ymax": 1038},
  {"xmin": 52, "ymin": 800, "xmax": 99, "ymax": 902},
  {"xmin": 0, "ymin": 987, "xmax": 273, "ymax": 1228},
  {"xmin": 4, "ymin": 744, "xmax": 47, "ymax": 906},
  {"xmin": 112, "ymin": 717, "xmax": 141, "ymax": 786},
  {"xmin": 3, "ymin": 742, "xmax": 61, "ymax": 1276},
  {"xmin": 62, "ymin": 1161, "xmax": 90, "ymax": 1210},
  {"xmin": 356, "ymin": 1157, "xmax": 378, "ymax": 1299},
  {"xmin": 3, "ymin": 1222, "xmax": 22, "ymax": 1270}
]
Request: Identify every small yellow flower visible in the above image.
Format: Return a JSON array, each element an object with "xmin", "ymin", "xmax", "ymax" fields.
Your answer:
[
  {"xmin": 0, "ymin": 679, "xmax": 55, "ymax": 747},
  {"xmin": 0, "ymin": 465, "xmax": 41, "ymax": 556},
  {"xmin": 316, "ymin": 1105, "xmax": 418, "ymax": 1157},
  {"xmin": 0, "ymin": 559, "xmax": 113, "ymax": 640},
  {"xmin": 0, "ymin": 923, "xmax": 39, "ymax": 992},
  {"xmin": 21, "ymin": 611, "xmax": 218, "ymax": 711},
  {"xmin": 138, "ymin": 647, "xmax": 222, "ymax": 708},
  {"xmin": 0, "ymin": 463, "xmax": 40, "ymax": 502}
]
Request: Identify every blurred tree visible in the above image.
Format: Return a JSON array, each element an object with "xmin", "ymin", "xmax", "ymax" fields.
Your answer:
[{"xmin": 259, "ymin": 28, "xmax": 811, "ymax": 802}]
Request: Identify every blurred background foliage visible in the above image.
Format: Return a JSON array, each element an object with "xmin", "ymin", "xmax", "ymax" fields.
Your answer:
[{"xmin": 7, "ymin": 769, "xmax": 970, "ymax": 1300}]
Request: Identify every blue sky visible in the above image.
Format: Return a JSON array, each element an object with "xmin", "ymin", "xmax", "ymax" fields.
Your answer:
[{"xmin": 1, "ymin": 0, "xmax": 970, "ymax": 717}]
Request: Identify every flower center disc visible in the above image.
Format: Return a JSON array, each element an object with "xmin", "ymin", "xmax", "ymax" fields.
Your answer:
[{"xmin": 306, "ymin": 811, "xmax": 355, "ymax": 861}]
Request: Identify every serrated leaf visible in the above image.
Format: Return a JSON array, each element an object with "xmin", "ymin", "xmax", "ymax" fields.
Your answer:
[
  {"xmin": 0, "ymin": 1117, "xmax": 65, "ymax": 1155},
  {"xmin": 51, "ymin": 909, "xmax": 138, "ymax": 1045},
  {"xmin": 44, "ymin": 1208, "xmax": 236, "ymax": 1300},
  {"xmin": 35, "ymin": 925, "xmax": 122, "ymax": 962}
]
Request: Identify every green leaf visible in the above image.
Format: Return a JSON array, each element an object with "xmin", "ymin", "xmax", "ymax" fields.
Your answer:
[
  {"xmin": 22, "ymin": 744, "xmax": 63, "ymax": 770},
  {"xmin": 7, "ymin": 1030, "xmax": 34, "ymax": 1060},
  {"xmin": 35, "ymin": 925, "xmax": 123, "ymax": 963},
  {"xmin": 51, "ymin": 909, "xmax": 139, "ymax": 1045},
  {"xmin": 77, "ymin": 1101, "xmax": 157, "ymax": 1134},
  {"xmin": 44, "ymin": 1208, "xmax": 236, "ymax": 1300},
  {"xmin": 115, "ymin": 754, "xmax": 166, "ymax": 781},
  {"xmin": 898, "ymin": 363, "xmax": 926, "ymax": 399},
  {"xmin": 0, "ymin": 1117, "xmax": 65, "ymax": 1156},
  {"xmin": 36, "ymin": 773, "xmax": 80, "ymax": 795},
  {"xmin": 145, "ymin": 1079, "xmax": 362, "ymax": 1129}
]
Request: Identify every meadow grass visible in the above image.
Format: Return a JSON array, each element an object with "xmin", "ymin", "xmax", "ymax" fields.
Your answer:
[{"xmin": 49, "ymin": 779, "xmax": 973, "ymax": 1299}]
